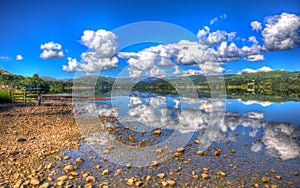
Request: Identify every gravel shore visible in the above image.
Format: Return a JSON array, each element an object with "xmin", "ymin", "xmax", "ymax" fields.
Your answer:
[{"xmin": 0, "ymin": 101, "xmax": 80, "ymax": 187}]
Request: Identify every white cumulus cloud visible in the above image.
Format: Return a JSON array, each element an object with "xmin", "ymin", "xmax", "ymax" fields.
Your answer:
[
  {"xmin": 244, "ymin": 54, "xmax": 265, "ymax": 61},
  {"xmin": 262, "ymin": 12, "xmax": 300, "ymax": 51},
  {"xmin": 210, "ymin": 14, "xmax": 228, "ymax": 25},
  {"xmin": 0, "ymin": 56, "xmax": 10, "ymax": 61},
  {"xmin": 62, "ymin": 12, "xmax": 299, "ymax": 76},
  {"xmin": 16, "ymin": 55, "xmax": 23, "ymax": 61},
  {"xmin": 40, "ymin": 41, "xmax": 65, "ymax": 59},
  {"xmin": 62, "ymin": 29, "xmax": 119, "ymax": 72},
  {"xmin": 237, "ymin": 66, "xmax": 273, "ymax": 74},
  {"xmin": 250, "ymin": 21, "xmax": 262, "ymax": 31}
]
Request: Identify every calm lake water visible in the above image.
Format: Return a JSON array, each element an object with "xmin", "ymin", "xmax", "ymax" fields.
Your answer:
[{"xmin": 54, "ymin": 91, "xmax": 300, "ymax": 187}]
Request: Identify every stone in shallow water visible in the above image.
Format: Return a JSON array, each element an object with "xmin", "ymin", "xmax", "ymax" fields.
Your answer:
[
  {"xmin": 102, "ymin": 169, "xmax": 109, "ymax": 176},
  {"xmin": 152, "ymin": 160, "xmax": 159, "ymax": 166},
  {"xmin": 161, "ymin": 181, "xmax": 168, "ymax": 187},
  {"xmin": 154, "ymin": 129, "xmax": 161, "ymax": 135},
  {"xmin": 126, "ymin": 178, "xmax": 134, "ymax": 186},
  {"xmin": 135, "ymin": 181, "xmax": 143, "ymax": 187},
  {"xmin": 261, "ymin": 176, "xmax": 270, "ymax": 183},
  {"xmin": 70, "ymin": 171, "xmax": 78, "ymax": 176},
  {"xmin": 86, "ymin": 176, "xmax": 95, "ymax": 183},
  {"xmin": 217, "ymin": 170, "xmax": 226, "ymax": 177},
  {"xmin": 194, "ymin": 140, "xmax": 200, "ymax": 145},
  {"xmin": 166, "ymin": 179, "xmax": 176, "ymax": 186},
  {"xmin": 63, "ymin": 164, "xmax": 75, "ymax": 172},
  {"xmin": 63, "ymin": 155, "xmax": 70, "ymax": 160},
  {"xmin": 145, "ymin": 175, "xmax": 151, "ymax": 181},
  {"xmin": 201, "ymin": 173, "xmax": 210, "ymax": 180},
  {"xmin": 274, "ymin": 175, "xmax": 281, "ymax": 180},
  {"xmin": 114, "ymin": 169, "xmax": 122, "ymax": 176},
  {"xmin": 76, "ymin": 157, "xmax": 83, "ymax": 165},
  {"xmin": 157, "ymin": 173, "xmax": 165, "ymax": 179},
  {"xmin": 176, "ymin": 147, "xmax": 185, "ymax": 152}
]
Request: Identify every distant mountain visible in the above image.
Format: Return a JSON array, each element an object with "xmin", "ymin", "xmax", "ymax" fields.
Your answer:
[
  {"xmin": 0, "ymin": 68, "xmax": 11, "ymax": 75},
  {"xmin": 1, "ymin": 67, "xmax": 300, "ymax": 89},
  {"xmin": 137, "ymin": 77, "xmax": 160, "ymax": 84},
  {"xmin": 40, "ymin": 76, "xmax": 58, "ymax": 82}
]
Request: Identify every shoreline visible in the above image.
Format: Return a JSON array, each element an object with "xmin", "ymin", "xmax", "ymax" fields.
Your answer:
[{"xmin": 0, "ymin": 101, "xmax": 299, "ymax": 187}]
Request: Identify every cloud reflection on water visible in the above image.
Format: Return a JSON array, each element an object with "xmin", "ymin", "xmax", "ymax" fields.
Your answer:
[{"xmin": 74, "ymin": 93, "xmax": 300, "ymax": 161}]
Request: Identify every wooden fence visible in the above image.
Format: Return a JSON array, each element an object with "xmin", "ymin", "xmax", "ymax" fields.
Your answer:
[{"xmin": 8, "ymin": 89, "xmax": 110, "ymax": 105}]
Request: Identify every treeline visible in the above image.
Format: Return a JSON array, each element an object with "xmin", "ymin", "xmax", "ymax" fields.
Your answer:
[
  {"xmin": 0, "ymin": 70, "xmax": 72, "ymax": 92},
  {"xmin": 0, "ymin": 73, "xmax": 49, "ymax": 89}
]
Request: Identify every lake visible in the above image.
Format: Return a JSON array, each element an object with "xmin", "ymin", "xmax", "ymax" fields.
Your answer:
[{"xmin": 56, "ymin": 91, "xmax": 300, "ymax": 187}]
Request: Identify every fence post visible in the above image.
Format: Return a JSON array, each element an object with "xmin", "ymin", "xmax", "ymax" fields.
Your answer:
[
  {"xmin": 38, "ymin": 93, "xmax": 41, "ymax": 106},
  {"xmin": 23, "ymin": 89, "xmax": 26, "ymax": 105}
]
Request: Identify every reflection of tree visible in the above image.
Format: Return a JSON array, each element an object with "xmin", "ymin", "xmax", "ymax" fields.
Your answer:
[{"xmin": 76, "ymin": 92, "xmax": 300, "ymax": 160}]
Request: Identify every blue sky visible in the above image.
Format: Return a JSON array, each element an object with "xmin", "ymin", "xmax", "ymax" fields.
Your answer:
[{"xmin": 0, "ymin": 0, "xmax": 299, "ymax": 79}]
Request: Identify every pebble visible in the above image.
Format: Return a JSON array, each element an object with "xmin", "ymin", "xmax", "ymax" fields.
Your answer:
[
  {"xmin": 135, "ymin": 181, "xmax": 143, "ymax": 187},
  {"xmin": 14, "ymin": 180, "xmax": 24, "ymax": 188},
  {"xmin": 274, "ymin": 175, "xmax": 281, "ymax": 180},
  {"xmin": 202, "ymin": 168, "xmax": 209, "ymax": 174},
  {"xmin": 57, "ymin": 181, "xmax": 64, "ymax": 186},
  {"xmin": 102, "ymin": 169, "xmax": 109, "ymax": 176},
  {"xmin": 261, "ymin": 176, "xmax": 270, "ymax": 183},
  {"xmin": 126, "ymin": 178, "xmax": 134, "ymax": 186},
  {"xmin": 217, "ymin": 171, "xmax": 226, "ymax": 177},
  {"xmin": 64, "ymin": 164, "xmax": 75, "ymax": 172},
  {"xmin": 39, "ymin": 182, "xmax": 50, "ymax": 188},
  {"xmin": 16, "ymin": 137, "xmax": 27, "ymax": 142},
  {"xmin": 30, "ymin": 178, "xmax": 40, "ymax": 185},
  {"xmin": 214, "ymin": 148, "xmax": 221, "ymax": 156},
  {"xmin": 157, "ymin": 173, "xmax": 165, "ymax": 179},
  {"xmin": 76, "ymin": 157, "xmax": 83, "ymax": 165},
  {"xmin": 83, "ymin": 172, "xmax": 89, "ymax": 178},
  {"xmin": 57, "ymin": 175, "xmax": 69, "ymax": 182},
  {"xmin": 126, "ymin": 163, "xmax": 131, "ymax": 168},
  {"xmin": 292, "ymin": 171, "xmax": 299, "ymax": 176},
  {"xmin": 161, "ymin": 181, "xmax": 168, "ymax": 187},
  {"xmin": 194, "ymin": 140, "xmax": 200, "ymax": 145},
  {"xmin": 201, "ymin": 173, "xmax": 210, "ymax": 180},
  {"xmin": 114, "ymin": 169, "xmax": 122, "ymax": 176},
  {"xmin": 70, "ymin": 171, "xmax": 79, "ymax": 176},
  {"xmin": 154, "ymin": 129, "xmax": 161, "ymax": 135},
  {"xmin": 145, "ymin": 175, "xmax": 151, "ymax": 181},
  {"xmin": 94, "ymin": 165, "xmax": 101, "ymax": 170},
  {"xmin": 176, "ymin": 147, "xmax": 185, "ymax": 152},
  {"xmin": 63, "ymin": 155, "xmax": 70, "ymax": 160},
  {"xmin": 197, "ymin": 151, "xmax": 207, "ymax": 156},
  {"xmin": 152, "ymin": 160, "xmax": 159, "ymax": 166},
  {"xmin": 166, "ymin": 179, "xmax": 176, "ymax": 186},
  {"xmin": 86, "ymin": 176, "xmax": 95, "ymax": 183},
  {"xmin": 46, "ymin": 163, "xmax": 53, "ymax": 169}
]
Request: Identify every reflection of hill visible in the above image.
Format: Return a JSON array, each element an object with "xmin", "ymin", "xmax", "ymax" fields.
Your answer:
[{"xmin": 74, "ymin": 93, "xmax": 300, "ymax": 160}]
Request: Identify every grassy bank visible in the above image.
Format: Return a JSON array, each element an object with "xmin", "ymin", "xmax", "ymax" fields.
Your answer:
[{"xmin": 0, "ymin": 88, "xmax": 10, "ymax": 103}]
